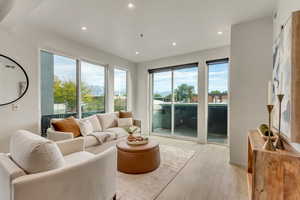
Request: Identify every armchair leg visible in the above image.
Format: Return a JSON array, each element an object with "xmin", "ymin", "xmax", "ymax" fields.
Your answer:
[{"xmin": 113, "ymin": 194, "xmax": 117, "ymax": 200}]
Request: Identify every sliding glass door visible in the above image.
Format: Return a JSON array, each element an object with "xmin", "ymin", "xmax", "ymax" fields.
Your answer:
[
  {"xmin": 207, "ymin": 59, "xmax": 229, "ymax": 144},
  {"xmin": 152, "ymin": 71, "xmax": 172, "ymax": 135},
  {"xmin": 151, "ymin": 64, "xmax": 198, "ymax": 138}
]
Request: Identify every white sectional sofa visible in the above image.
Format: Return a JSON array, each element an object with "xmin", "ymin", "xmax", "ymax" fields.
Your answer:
[
  {"xmin": 0, "ymin": 130, "xmax": 117, "ymax": 200},
  {"xmin": 47, "ymin": 112, "xmax": 141, "ymax": 154}
]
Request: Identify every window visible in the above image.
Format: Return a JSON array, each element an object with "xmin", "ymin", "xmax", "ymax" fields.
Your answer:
[
  {"xmin": 40, "ymin": 51, "xmax": 106, "ymax": 135},
  {"xmin": 81, "ymin": 61, "xmax": 106, "ymax": 118},
  {"xmin": 150, "ymin": 63, "xmax": 198, "ymax": 138},
  {"xmin": 114, "ymin": 68, "xmax": 127, "ymax": 111},
  {"xmin": 207, "ymin": 58, "xmax": 229, "ymax": 144}
]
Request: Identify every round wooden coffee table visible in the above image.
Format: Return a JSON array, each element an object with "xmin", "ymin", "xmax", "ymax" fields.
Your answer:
[{"xmin": 117, "ymin": 140, "xmax": 160, "ymax": 174}]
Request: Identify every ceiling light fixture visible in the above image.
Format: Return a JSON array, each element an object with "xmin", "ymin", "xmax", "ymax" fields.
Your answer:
[
  {"xmin": 218, "ymin": 31, "xmax": 223, "ymax": 35},
  {"xmin": 128, "ymin": 3, "xmax": 135, "ymax": 9},
  {"xmin": 135, "ymin": 51, "xmax": 140, "ymax": 55},
  {"xmin": 172, "ymin": 42, "xmax": 177, "ymax": 46},
  {"xmin": 81, "ymin": 26, "xmax": 87, "ymax": 31}
]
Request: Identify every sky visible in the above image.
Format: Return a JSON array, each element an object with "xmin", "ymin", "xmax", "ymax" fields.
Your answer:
[
  {"xmin": 52, "ymin": 55, "xmax": 228, "ymax": 96},
  {"xmin": 153, "ymin": 63, "xmax": 228, "ymax": 95},
  {"xmin": 53, "ymin": 55, "xmax": 127, "ymax": 95}
]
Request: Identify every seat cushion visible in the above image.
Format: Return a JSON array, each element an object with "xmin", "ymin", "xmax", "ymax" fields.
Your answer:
[
  {"xmin": 82, "ymin": 115, "xmax": 102, "ymax": 132},
  {"xmin": 105, "ymin": 127, "xmax": 129, "ymax": 138},
  {"xmin": 84, "ymin": 135, "xmax": 100, "ymax": 147},
  {"xmin": 84, "ymin": 132, "xmax": 120, "ymax": 148},
  {"xmin": 64, "ymin": 151, "xmax": 95, "ymax": 166},
  {"xmin": 52, "ymin": 117, "xmax": 81, "ymax": 137},
  {"xmin": 97, "ymin": 113, "xmax": 118, "ymax": 130},
  {"xmin": 10, "ymin": 130, "xmax": 65, "ymax": 174}
]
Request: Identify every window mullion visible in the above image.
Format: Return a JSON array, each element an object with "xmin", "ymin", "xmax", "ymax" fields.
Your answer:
[{"xmin": 76, "ymin": 59, "xmax": 82, "ymax": 119}]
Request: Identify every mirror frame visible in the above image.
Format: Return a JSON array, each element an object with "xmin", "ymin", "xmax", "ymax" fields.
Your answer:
[{"xmin": 0, "ymin": 54, "xmax": 29, "ymax": 106}]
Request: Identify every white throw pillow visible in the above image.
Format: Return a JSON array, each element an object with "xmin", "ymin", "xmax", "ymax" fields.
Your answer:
[
  {"xmin": 118, "ymin": 118, "xmax": 133, "ymax": 128},
  {"xmin": 10, "ymin": 130, "xmax": 65, "ymax": 174},
  {"xmin": 97, "ymin": 113, "xmax": 118, "ymax": 130},
  {"xmin": 84, "ymin": 115, "xmax": 102, "ymax": 132},
  {"xmin": 79, "ymin": 120, "xmax": 94, "ymax": 136}
]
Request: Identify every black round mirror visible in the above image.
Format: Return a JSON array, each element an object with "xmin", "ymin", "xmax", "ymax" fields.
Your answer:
[{"xmin": 0, "ymin": 55, "xmax": 29, "ymax": 106}]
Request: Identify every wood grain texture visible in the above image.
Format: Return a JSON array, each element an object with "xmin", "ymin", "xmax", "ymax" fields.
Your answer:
[
  {"xmin": 291, "ymin": 11, "xmax": 300, "ymax": 143},
  {"xmin": 248, "ymin": 130, "xmax": 300, "ymax": 200}
]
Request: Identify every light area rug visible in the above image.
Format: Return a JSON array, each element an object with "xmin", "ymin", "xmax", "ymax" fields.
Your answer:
[{"xmin": 116, "ymin": 145, "xmax": 195, "ymax": 200}]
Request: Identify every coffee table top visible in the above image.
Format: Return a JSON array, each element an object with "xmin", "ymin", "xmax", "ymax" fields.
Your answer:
[{"xmin": 117, "ymin": 140, "xmax": 159, "ymax": 153}]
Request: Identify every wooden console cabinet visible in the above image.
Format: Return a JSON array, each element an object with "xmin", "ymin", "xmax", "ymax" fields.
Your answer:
[{"xmin": 248, "ymin": 130, "xmax": 300, "ymax": 200}]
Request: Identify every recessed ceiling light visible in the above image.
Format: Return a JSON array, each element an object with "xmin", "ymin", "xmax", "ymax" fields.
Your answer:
[
  {"xmin": 172, "ymin": 42, "xmax": 177, "ymax": 46},
  {"xmin": 135, "ymin": 51, "xmax": 140, "ymax": 55},
  {"xmin": 218, "ymin": 31, "xmax": 223, "ymax": 35},
  {"xmin": 81, "ymin": 26, "xmax": 87, "ymax": 31},
  {"xmin": 128, "ymin": 3, "xmax": 135, "ymax": 9}
]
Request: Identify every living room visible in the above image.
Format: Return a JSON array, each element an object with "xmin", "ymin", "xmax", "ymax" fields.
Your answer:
[{"xmin": 1, "ymin": 0, "xmax": 300, "ymax": 199}]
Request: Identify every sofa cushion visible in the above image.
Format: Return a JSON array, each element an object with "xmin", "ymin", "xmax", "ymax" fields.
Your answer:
[
  {"xmin": 64, "ymin": 151, "xmax": 95, "ymax": 166},
  {"xmin": 97, "ymin": 113, "xmax": 118, "ymax": 130},
  {"xmin": 52, "ymin": 117, "xmax": 81, "ymax": 137},
  {"xmin": 117, "ymin": 118, "xmax": 133, "ymax": 128},
  {"xmin": 83, "ymin": 115, "xmax": 102, "ymax": 132},
  {"xmin": 84, "ymin": 135, "xmax": 100, "ymax": 147},
  {"xmin": 78, "ymin": 120, "xmax": 94, "ymax": 136},
  {"xmin": 105, "ymin": 127, "xmax": 129, "ymax": 138},
  {"xmin": 119, "ymin": 111, "xmax": 133, "ymax": 118},
  {"xmin": 10, "ymin": 130, "xmax": 65, "ymax": 174},
  {"xmin": 84, "ymin": 132, "xmax": 119, "ymax": 148}
]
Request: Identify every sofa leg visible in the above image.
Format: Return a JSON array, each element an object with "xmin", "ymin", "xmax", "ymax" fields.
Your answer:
[{"xmin": 113, "ymin": 194, "xmax": 117, "ymax": 200}]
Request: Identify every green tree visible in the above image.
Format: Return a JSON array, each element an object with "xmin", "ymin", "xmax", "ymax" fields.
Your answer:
[
  {"xmin": 209, "ymin": 90, "xmax": 222, "ymax": 95},
  {"xmin": 53, "ymin": 76, "xmax": 94, "ymax": 113},
  {"xmin": 174, "ymin": 84, "xmax": 195, "ymax": 103}
]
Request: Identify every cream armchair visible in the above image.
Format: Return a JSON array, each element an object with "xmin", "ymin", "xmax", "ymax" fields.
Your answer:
[{"xmin": 0, "ymin": 133, "xmax": 117, "ymax": 200}]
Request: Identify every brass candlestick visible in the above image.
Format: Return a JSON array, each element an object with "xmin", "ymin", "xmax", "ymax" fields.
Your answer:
[
  {"xmin": 275, "ymin": 94, "xmax": 285, "ymax": 150},
  {"xmin": 263, "ymin": 105, "xmax": 276, "ymax": 151}
]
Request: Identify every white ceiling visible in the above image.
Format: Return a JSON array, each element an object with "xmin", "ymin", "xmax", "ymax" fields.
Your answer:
[{"xmin": 2, "ymin": 0, "xmax": 276, "ymax": 62}]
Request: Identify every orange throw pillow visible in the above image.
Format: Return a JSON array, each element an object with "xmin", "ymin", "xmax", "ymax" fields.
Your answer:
[
  {"xmin": 119, "ymin": 111, "xmax": 133, "ymax": 118},
  {"xmin": 52, "ymin": 117, "xmax": 81, "ymax": 137}
]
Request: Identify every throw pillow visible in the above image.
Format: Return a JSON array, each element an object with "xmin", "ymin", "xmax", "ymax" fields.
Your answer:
[
  {"xmin": 118, "ymin": 118, "xmax": 133, "ymax": 128},
  {"xmin": 119, "ymin": 111, "xmax": 133, "ymax": 118},
  {"xmin": 52, "ymin": 117, "xmax": 81, "ymax": 137},
  {"xmin": 97, "ymin": 113, "xmax": 118, "ymax": 130},
  {"xmin": 78, "ymin": 120, "xmax": 94, "ymax": 136},
  {"xmin": 10, "ymin": 130, "xmax": 65, "ymax": 174},
  {"xmin": 84, "ymin": 115, "xmax": 102, "ymax": 132}
]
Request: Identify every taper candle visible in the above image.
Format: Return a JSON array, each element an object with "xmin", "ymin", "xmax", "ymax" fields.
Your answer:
[{"xmin": 268, "ymin": 81, "xmax": 272, "ymax": 104}]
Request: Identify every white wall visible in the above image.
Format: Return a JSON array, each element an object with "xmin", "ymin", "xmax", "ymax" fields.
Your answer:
[
  {"xmin": 0, "ymin": 26, "xmax": 137, "ymax": 153},
  {"xmin": 135, "ymin": 46, "xmax": 230, "ymax": 143},
  {"xmin": 230, "ymin": 17, "xmax": 273, "ymax": 167},
  {"xmin": 274, "ymin": 0, "xmax": 300, "ymax": 40}
]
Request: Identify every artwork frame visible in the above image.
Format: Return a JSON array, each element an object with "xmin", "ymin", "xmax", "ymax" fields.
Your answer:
[{"xmin": 272, "ymin": 11, "xmax": 300, "ymax": 143}]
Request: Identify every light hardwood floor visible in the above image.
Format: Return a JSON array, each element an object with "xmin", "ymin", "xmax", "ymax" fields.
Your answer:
[{"xmin": 151, "ymin": 136, "xmax": 248, "ymax": 200}]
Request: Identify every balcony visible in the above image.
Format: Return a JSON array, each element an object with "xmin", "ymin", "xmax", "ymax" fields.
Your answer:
[{"xmin": 152, "ymin": 103, "xmax": 228, "ymax": 143}]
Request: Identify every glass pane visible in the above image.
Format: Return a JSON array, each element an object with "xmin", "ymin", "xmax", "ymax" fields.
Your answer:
[
  {"xmin": 152, "ymin": 71, "xmax": 172, "ymax": 135},
  {"xmin": 114, "ymin": 69, "xmax": 127, "ymax": 111},
  {"xmin": 40, "ymin": 51, "xmax": 77, "ymax": 135},
  {"xmin": 173, "ymin": 67, "xmax": 198, "ymax": 137},
  {"xmin": 207, "ymin": 62, "xmax": 228, "ymax": 144},
  {"xmin": 174, "ymin": 104, "xmax": 197, "ymax": 137},
  {"xmin": 174, "ymin": 67, "xmax": 198, "ymax": 103},
  {"xmin": 53, "ymin": 55, "xmax": 77, "ymax": 115},
  {"xmin": 81, "ymin": 61, "xmax": 105, "ymax": 117}
]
